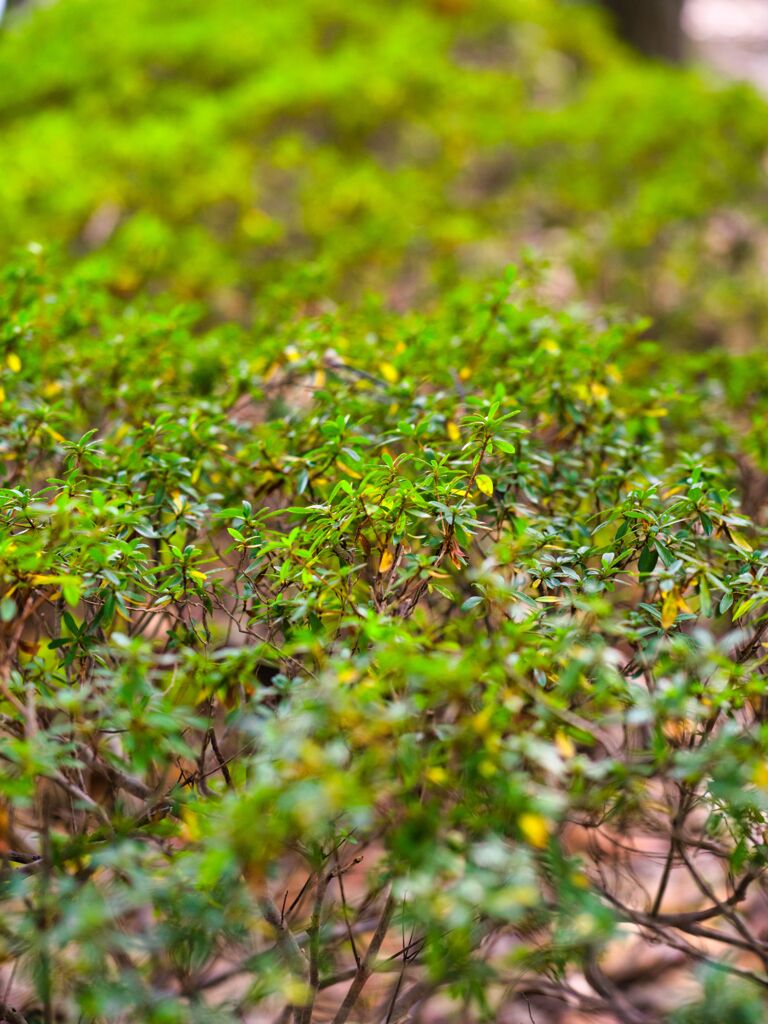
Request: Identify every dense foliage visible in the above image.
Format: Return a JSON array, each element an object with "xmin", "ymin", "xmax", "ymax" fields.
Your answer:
[
  {"xmin": 3, "ymin": 253, "xmax": 768, "ymax": 1021},
  {"xmin": 5, "ymin": 1, "xmax": 768, "ymax": 1022}
]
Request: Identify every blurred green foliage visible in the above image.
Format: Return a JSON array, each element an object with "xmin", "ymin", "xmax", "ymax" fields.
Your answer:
[
  {"xmin": 1, "ymin": 0, "xmax": 768, "ymax": 345},
  {"xmin": 670, "ymin": 970, "xmax": 767, "ymax": 1024}
]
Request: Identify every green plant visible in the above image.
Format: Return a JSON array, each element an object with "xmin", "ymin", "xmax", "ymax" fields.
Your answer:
[
  {"xmin": 5, "ymin": 0, "xmax": 768, "ymax": 1019},
  {"xmin": 3, "ymin": 254, "xmax": 768, "ymax": 1020}
]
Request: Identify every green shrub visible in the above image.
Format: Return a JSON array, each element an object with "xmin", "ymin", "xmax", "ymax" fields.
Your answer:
[
  {"xmin": 3, "ymin": 253, "xmax": 768, "ymax": 1020},
  {"xmin": 4, "ymin": 0, "xmax": 768, "ymax": 1019}
]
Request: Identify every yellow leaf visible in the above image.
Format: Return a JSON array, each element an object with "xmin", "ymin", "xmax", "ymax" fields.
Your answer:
[
  {"xmin": 6, "ymin": 353, "xmax": 21, "ymax": 373},
  {"xmin": 188, "ymin": 570, "xmax": 207, "ymax": 582},
  {"xmin": 476, "ymin": 474, "xmax": 494, "ymax": 496},
  {"xmin": 753, "ymin": 763, "xmax": 768, "ymax": 788},
  {"xmin": 44, "ymin": 425, "xmax": 67, "ymax": 444},
  {"xmin": 283, "ymin": 980, "xmax": 311, "ymax": 1008},
  {"xmin": 730, "ymin": 530, "xmax": 753, "ymax": 553},
  {"xmin": 661, "ymin": 591, "xmax": 678, "ymax": 630},
  {"xmin": 379, "ymin": 362, "xmax": 399, "ymax": 383},
  {"xmin": 378, "ymin": 549, "xmax": 394, "ymax": 574},
  {"xmin": 519, "ymin": 812, "xmax": 550, "ymax": 849},
  {"xmin": 554, "ymin": 731, "xmax": 576, "ymax": 759},
  {"xmin": 337, "ymin": 460, "xmax": 362, "ymax": 480},
  {"xmin": 180, "ymin": 807, "xmax": 202, "ymax": 842},
  {"xmin": 0, "ymin": 386, "xmax": 4, "ymax": 403},
  {"xmin": 447, "ymin": 421, "xmax": 461, "ymax": 441},
  {"xmin": 471, "ymin": 707, "xmax": 492, "ymax": 735}
]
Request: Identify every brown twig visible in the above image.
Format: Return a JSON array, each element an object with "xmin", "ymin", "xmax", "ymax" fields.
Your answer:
[{"xmin": 331, "ymin": 892, "xmax": 394, "ymax": 1024}]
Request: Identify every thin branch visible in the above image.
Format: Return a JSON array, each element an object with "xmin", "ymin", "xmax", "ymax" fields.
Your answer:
[
  {"xmin": 258, "ymin": 896, "xmax": 309, "ymax": 981},
  {"xmin": 299, "ymin": 868, "xmax": 329, "ymax": 1024},
  {"xmin": 331, "ymin": 892, "xmax": 394, "ymax": 1024}
]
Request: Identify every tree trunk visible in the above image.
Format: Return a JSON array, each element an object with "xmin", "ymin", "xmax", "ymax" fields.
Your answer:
[{"xmin": 600, "ymin": 0, "xmax": 686, "ymax": 62}]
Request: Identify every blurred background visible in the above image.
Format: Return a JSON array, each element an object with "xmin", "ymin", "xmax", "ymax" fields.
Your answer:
[
  {"xmin": 685, "ymin": 1, "xmax": 768, "ymax": 89},
  {"xmin": 2, "ymin": 0, "xmax": 768, "ymax": 352}
]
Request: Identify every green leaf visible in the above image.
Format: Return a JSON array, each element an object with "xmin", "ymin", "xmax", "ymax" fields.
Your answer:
[
  {"xmin": 62, "ymin": 578, "xmax": 82, "ymax": 608},
  {"xmin": 638, "ymin": 545, "xmax": 658, "ymax": 575},
  {"xmin": 699, "ymin": 576, "xmax": 712, "ymax": 618}
]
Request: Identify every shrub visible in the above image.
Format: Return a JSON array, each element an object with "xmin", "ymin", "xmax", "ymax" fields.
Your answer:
[
  {"xmin": 5, "ymin": 0, "xmax": 768, "ymax": 1019},
  {"xmin": 3, "ymin": 254, "xmax": 768, "ymax": 1020}
]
